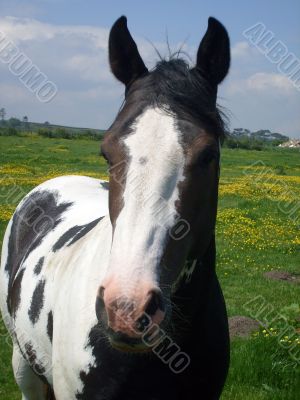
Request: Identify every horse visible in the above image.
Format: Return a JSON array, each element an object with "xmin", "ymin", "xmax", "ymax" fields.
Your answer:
[{"xmin": 0, "ymin": 15, "xmax": 230, "ymax": 400}]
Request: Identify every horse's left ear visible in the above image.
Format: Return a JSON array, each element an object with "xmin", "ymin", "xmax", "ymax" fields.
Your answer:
[
  {"xmin": 196, "ymin": 17, "xmax": 230, "ymax": 85},
  {"xmin": 109, "ymin": 16, "xmax": 148, "ymax": 87}
]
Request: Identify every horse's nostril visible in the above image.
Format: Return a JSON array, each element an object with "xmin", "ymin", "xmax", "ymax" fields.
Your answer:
[
  {"xmin": 136, "ymin": 314, "xmax": 151, "ymax": 332},
  {"xmin": 145, "ymin": 289, "xmax": 164, "ymax": 317}
]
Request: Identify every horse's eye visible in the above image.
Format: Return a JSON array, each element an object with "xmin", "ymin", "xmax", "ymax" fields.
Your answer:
[{"xmin": 196, "ymin": 149, "xmax": 218, "ymax": 167}]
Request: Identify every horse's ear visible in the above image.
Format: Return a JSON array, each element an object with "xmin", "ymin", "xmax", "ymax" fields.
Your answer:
[
  {"xmin": 196, "ymin": 17, "xmax": 230, "ymax": 85},
  {"xmin": 109, "ymin": 16, "xmax": 148, "ymax": 86}
]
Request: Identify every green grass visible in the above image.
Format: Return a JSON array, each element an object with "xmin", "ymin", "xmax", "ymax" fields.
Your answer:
[
  {"xmin": 224, "ymin": 336, "xmax": 299, "ymax": 400},
  {"xmin": 217, "ymin": 147, "xmax": 300, "ymax": 399},
  {"xmin": 0, "ymin": 136, "xmax": 299, "ymax": 399}
]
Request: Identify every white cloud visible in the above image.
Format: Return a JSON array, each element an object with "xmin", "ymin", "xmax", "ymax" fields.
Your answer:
[
  {"xmin": 247, "ymin": 72, "xmax": 294, "ymax": 92},
  {"xmin": 63, "ymin": 54, "xmax": 111, "ymax": 82},
  {"xmin": 231, "ymin": 41, "xmax": 262, "ymax": 64},
  {"xmin": 231, "ymin": 41, "xmax": 250, "ymax": 58},
  {"xmin": 225, "ymin": 72, "xmax": 295, "ymax": 95},
  {"xmin": 0, "ymin": 16, "xmax": 108, "ymax": 46}
]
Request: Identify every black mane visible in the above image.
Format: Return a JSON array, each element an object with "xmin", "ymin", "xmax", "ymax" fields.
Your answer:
[{"xmin": 121, "ymin": 58, "xmax": 226, "ymax": 140}]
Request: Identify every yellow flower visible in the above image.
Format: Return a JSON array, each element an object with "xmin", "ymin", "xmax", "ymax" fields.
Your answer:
[{"xmin": 0, "ymin": 205, "xmax": 14, "ymax": 221}]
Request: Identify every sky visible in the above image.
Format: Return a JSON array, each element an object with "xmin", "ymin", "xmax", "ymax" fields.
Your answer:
[{"xmin": 0, "ymin": 0, "xmax": 299, "ymax": 138}]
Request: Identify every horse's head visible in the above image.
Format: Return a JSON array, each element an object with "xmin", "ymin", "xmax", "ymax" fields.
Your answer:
[{"xmin": 96, "ymin": 16, "xmax": 230, "ymax": 351}]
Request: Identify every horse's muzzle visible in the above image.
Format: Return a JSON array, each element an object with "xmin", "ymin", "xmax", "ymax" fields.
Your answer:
[{"xmin": 95, "ymin": 282, "xmax": 166, "ymax": 344}]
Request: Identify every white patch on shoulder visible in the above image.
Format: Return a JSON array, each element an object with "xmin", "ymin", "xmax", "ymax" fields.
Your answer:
[
  {"xmin": 29, "ymin": 175, "xmax": 109, "ymax": 222},
  {"xmin": 108, "ymin": 107, "xmax": 185, "ymax": 286},
  {"xmin": 0, "ymin": 175, "xmax": 111, "ymax": 392}
]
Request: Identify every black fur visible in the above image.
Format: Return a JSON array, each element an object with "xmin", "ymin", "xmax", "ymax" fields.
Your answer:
[
  {"xmin": 33, "ymin": 257, "xmax": 44, "ymax": 275},
  {"xmin": 52, "ymin": 225, "xmax": 84, "ymax": 252},
  {"xmin": 67, "ymin": 218, "xmax": 103, "ymax": 247},
  {"xmin": 131, "ymin": 59, "xmax": 226, "ymax": 135},
  {"xmin": 28, "ymin": 279, "xmax": 46, "ymax": 325},
  {"xmin": 196, "ymin": 17, "xmax": 231, "ymax": 85},
  {"xmin": 9, "ymin": 268, "xmax": 25, "ymax": 317},
  {"xmin": 47, "ymin": 311, "xmax": 53, "ymax": 343},
  {"xmin": 109, "ymin": 16, "xmax": 148, "ymax": 87},
  {"xmin": 107, "ymin": 58, "xmax": 227, "ymax": 145},
  {"xmin": 52, "ymin": 218, "xmax": 103, "ymax": 252}
]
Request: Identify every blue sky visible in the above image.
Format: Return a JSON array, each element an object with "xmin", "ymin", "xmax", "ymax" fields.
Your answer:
[{"xmin": 0, "ymin": 0, "xmax": 299, "ymax": 137}]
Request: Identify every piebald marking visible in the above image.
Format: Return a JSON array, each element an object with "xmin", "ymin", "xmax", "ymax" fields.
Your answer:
[{"xmin": 108, "ymin": 108, "xmax": 185, "ymax": 291}]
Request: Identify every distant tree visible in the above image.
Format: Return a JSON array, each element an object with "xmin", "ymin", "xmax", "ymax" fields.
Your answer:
[
  {"xmin": 0, "ymin": 108, "xmax": 6, "ymax": 121},
  {"xmin": 8, "ymin": 117, "xmax": 21, "ymax": 128},
  {"xmin": 54, "ymin": 128, "xmax": 73, "ymax": 139},
  {"xmin": 22, "ymin": 116, "xmax": 29, "ymax": 131},
  {"xmin": 44, "ymin": 121, "xmax": 50, "ymax": 126}
]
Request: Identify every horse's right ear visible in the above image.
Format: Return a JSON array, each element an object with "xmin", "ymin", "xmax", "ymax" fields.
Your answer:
[
  {"xmin": 196, "ymin": 17, "xmax": 230, "ymax": 86},
  {"xmin": 109, "ymin": 16, "xmax": 148, "ymax": 87}
]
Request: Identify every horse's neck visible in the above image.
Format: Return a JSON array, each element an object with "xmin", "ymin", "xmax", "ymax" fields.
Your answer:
[{"xmin": 171, "ymin": 235, "xmax": 217, "ymax": 321}]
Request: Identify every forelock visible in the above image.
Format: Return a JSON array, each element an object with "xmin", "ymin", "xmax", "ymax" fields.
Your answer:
[{"xmin": 123, "ymin": 58, "xmax": 227, "ymax": 141}]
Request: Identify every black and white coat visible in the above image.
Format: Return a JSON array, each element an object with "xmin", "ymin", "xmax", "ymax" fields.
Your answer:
[{"xmin": 0, "ymin": 176, "xmax": 112, "ymax": 398}]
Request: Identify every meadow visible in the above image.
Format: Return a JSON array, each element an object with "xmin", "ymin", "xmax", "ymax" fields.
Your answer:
[{"xmin": 0, "ymin": 135, "xmax": 299, "ymax": 399}]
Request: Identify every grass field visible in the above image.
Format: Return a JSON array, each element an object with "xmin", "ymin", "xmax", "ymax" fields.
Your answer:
[{"xmin": 0, "ymin": 135, "xmax": 299, "ymax": 399}]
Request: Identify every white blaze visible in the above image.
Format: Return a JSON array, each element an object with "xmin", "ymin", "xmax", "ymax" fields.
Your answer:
[{"xmin": 109, "ymin": 107, "xmax": 185, "ymax": 288}]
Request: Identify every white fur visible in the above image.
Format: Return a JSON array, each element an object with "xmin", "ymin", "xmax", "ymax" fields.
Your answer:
[
  {"xmin": 0, "ymin": 175, "xmax": 111, "ymax": 397},
  {"xmin": 108, "ymin": 107, "xmax": 185, "ymax": 290}
]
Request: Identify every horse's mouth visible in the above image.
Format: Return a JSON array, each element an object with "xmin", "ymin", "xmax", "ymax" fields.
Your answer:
[
  {"xmin": 109, "ymin": 338, "xmax": 151, "ymax": 353},
  {"xmin": 107, "ymin": 329, "xmax": 152, "ymax": 353}
]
